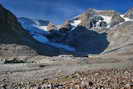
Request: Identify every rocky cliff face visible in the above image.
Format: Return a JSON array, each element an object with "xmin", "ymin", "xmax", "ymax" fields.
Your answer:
[
  {"xmin": 43, "ymin": 8, "xmax": 133, "ymax": 56},
  {"xmin": 124, "ymin": 8, "xmax": 133, "ymax": 19},
  {"xmin": 105, "ymin": 21, "xmax": 133, "ymax": 55},
  {"xmin": 110, "ymin": 13, "xmax": 125, "ymax": 27},
  {"xmin": 78, "ymin": 9, "xmax": 119, "ymax": 29},
  {"xmin": 0, "ymin": 4, "xmax": 60, "ymax": 58},
  {"xmin": 72, "ymin": 8, "xmax": 133, "ymax": 30}
]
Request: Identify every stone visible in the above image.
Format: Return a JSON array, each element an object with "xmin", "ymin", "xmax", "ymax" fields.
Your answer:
[
  {"xmin": 110, "ymin": 14, "xmax": 125, "ymax": 27},
  {"xmin": 47, "ymin": 23, "xmax": 57, "ymax": 31},
  {"xmin": 89, "ymin": 15, "xmax": 104, "ymax": 28},
  {"xmin": 59, "ymin": 20, "xmax": 72, "ymax": 33},
  {"xmin": 79, "ymin": 8, "xmax": 96, "ymax": 28},
  {"xmin": 124, "ymin": 8, "xmax": 133, "ymax": 19},
  {"xmin": 99, "ymin": 21, "xmax": 107, "ymax": 28},
  {"xmin": 96, "ymin": 10, "xmax": 120, "ymax": 16}
]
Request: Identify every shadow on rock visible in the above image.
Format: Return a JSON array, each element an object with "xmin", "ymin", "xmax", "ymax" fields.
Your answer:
[
  {"xmin": 47, "ymin": 25, "xmax": 109, "ymax": 57},
  {"xmin": 63, "ymin": 26, "xmax": 109, "ymax": 56}
]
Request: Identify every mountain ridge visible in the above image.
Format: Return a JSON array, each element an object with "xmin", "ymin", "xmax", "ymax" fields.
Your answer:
[
  {"xmin": 1, "ymin": 4, "xmax": 133, "ymax": 58},
  {"xmin": 0, "ymin": 4, "xmax": 63, "ymax": 59},
  {"xmin": 18, "ymin": 8, "xmax": 133, "ymax": 56}
]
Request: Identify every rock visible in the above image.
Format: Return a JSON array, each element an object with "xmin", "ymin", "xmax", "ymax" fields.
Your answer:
[
  {"xmin": 106, "ymin": 21, "xmax": 133, "ymax": 55},
  {"xmin": 47, "ymin": 23, "xmax": 57, "ymax": 31},
  {"xmin": 96, "ymin": 10, "xmax": 120, "ymax": 16},
  {"xmin": 4, "ymin": 58, "xmax": 25, "ymax": 64},
  {"xmin": 47, "ymin": 22, "xmax": 72, "ymax": 43},
  {"xmin": 92, "ymin": 15, "xmax": 104, "ymax": 22},
  {"xmin": 79, "ymin": 9, "xmax": 119, "ymax": 29},
  {"xmin": 88, "ymin": 81, "xmax": 93, "ymax": 86},
  {"xmin": 59, "ymin": 20, "xmax": 72, "ymax": 33},
  {"xmin": 46, "ymin": 30, "xmax": 65, "ymax": 42},
  {"xmin": 110, "ymin": 14, "xmax": 125, "ymax": 27},
  {"xmin": 64, "ymin": 26, "xmax": 109, "ymax": 55},
  {"xmin": 80, "ymin": 80, "xmax": 88, "ymax": 88},
  {"xmin": 124, "ymin": 8, "xmax": 133, "ymax": 19},
  {"xmin": 79, "ymin": 8, "xmax": 96, "ymax": 28},
  {"xmin": 89, "ymin": 15, "xmax": 104, "ymax": 28},
  {"xmin": 99, "ymin": 21, "xmax": 107, "ymax": 28},
  {"xmin": 0, "ymin": 4, "xmax": 38, "ymax": 56},
  {"xmin": 125, "ymin": 83, "xmax": 133, "ymax": 89}
]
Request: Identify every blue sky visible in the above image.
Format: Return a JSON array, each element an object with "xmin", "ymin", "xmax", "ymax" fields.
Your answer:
[{"xmin": 0, "ymin": 0, "xmax": 133, "ymax": 24}]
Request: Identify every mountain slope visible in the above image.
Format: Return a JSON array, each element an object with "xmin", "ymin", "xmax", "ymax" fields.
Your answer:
[
  {"xmin": 104, "ymin": 21, "xmax": 133, "ymax": 55},
  {"xmin": 18, "ymin": 9, "xmax": 133, "ymax": 56},
  {"xmin": 0, "ymin": 4, "xmax": 61, "ymax": 57}
]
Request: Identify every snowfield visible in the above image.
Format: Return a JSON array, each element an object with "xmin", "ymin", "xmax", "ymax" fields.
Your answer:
[
  {"xmin": 100, "ymin": 15, "xmax": 112, "ymax": 28},
  {"xmin": 32, "ymin": 33, "xmax": 75, "ymax": 52},
  {"xmin": 120, "ymin": 15, "xmax": 133, "ymax": 21},
  {"xmin": 70, "ymin": 20, "xmax": 81, "ymax": 27}
]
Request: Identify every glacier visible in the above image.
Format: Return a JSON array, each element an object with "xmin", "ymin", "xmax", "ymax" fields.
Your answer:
[{"xmin": 18, "ymin": 18, "xmax": 76, "ymax": 52}]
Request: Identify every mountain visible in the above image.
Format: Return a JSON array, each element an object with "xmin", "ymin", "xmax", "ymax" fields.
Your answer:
[
  {"xmin": 74, "ymin": 8, "xmax": 133, "ymax": 29},
  {"xmin": 75, "ymin": 9, "xmax": 133, "ymax": 57},
  {"xmin": 18, "ymin": 8, "xmax": 133, "ymax": 56},
  {"xmin": 18, "ymin": 17, "xmax": 76, "ymax": 52},
  {"xmin": 1, "ymin": 4, "xmax": 133, "ymax": 87},
  {"xmin": 18, "ymin": 17, "xmax": 109, "ymax": 56},
  {"xmin": 0, "ymin": 4, "xmax": 62, "ymax": 59},
  {"xmin": 1, "ymin": 3, "xmax": 133, "ymax": 58},
  {"xmin": 124, "ymin": 8, "xmax": 133, "ymax": 19}
]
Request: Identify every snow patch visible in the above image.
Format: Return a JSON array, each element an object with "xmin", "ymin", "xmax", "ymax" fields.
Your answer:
[
  {"xmin": 21, "ymin": 23, "xmax": 49, "ymax": 35},
  {"xmin": 120, "ymin": 15, "xmax": 133, "ymax": 21},
  {"xmin": 32, "ymin": 34, "xmax": 49, "ymax": 43},
  {"xmin": 96, "ymin": 20, "xmax": 102, "ymax": 28},
  {"xmin": 33, "ymin": 20, "xmax": 40, "ymax": 25},
  {"xmin": 32, "ymin": 34, "xmax": 75, "ymax": 52},
  {"xmin": 70, "ymin": 19, "xmax": 81, "ymax": 30},
  {"xmin": 38, "ymin": 26, "xmax": 48, "ymax": 31},
  {"xmin": 100, "ymin": 15, "xmax": 112, "ymax": 24},
  {"xmin": 100, "ymin": 15, "xmax": 112, "ymax": 28},
  {"xmin": 19, "ymin": 19, "xmax": 49, "ymax": 35},
  {"xmin": 71, "ymin": 20, "xmax": 81, "ymax": 27}
]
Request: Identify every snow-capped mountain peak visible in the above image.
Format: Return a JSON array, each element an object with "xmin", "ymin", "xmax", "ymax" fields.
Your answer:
[{"xmin": 18, "ymin": 9, "xmax": 133, "ymax": 53}]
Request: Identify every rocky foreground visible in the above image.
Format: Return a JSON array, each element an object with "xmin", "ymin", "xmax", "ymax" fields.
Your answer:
[
  {"xmin": 0, "ymin": 68, "xmax": 133, "ymax": 89},
  {"xmin": 1, "ymin": 3, "xmax": 133, "ymax": 89}
]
